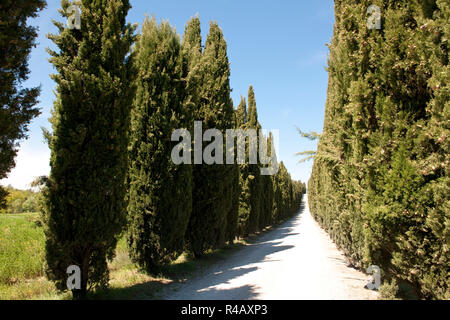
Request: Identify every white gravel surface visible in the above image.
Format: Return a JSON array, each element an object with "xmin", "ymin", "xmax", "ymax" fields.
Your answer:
[{"xmin": 164, "ymin": 196, "xmax": 379, "ymax": 300}]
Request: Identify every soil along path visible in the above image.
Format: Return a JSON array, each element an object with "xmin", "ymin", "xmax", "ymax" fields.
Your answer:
[{"xmin": 164, "ymin": 196, "xmax": 379, "ymax": 300}]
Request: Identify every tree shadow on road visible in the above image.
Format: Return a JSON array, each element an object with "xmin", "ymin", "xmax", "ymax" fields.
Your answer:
[
  {"xmin": 163, "ymin": 241, "xmax": 295, "ymax": 300},
  {"xmin": 162, "ymin": 212, "xmax": 305, "ymax": 300},
  {"xmin": 91, "ymin": 203, "xmax": 306, "ymax": 300}
]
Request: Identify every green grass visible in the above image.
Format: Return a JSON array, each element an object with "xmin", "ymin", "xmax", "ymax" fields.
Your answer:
[
  {"xmin": 0, "ymin": 278, "xmax": 68, "ymax": 300},
  {"xmin": 0, "ymin": 213, "xmax": 46, "ymax": 284},
  {"xmin": 0, "ymin": 213, "xmax": 66, "ymax": 300}
]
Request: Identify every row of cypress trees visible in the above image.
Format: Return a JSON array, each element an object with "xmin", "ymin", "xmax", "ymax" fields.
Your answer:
[
  {"xmin": 308, "ymin": 0, "xmax": 448, "ymax": 299},
  {"xmin": 235, "ymin": 89, "xmax": 305, "ymax": 238},
  {"xmin": 43, "ymin": 1, "xmax": 304, "ymax": 298},
  {"xmin": 127, "ymin": 16, "xmax": 305, "ymax": 271}
]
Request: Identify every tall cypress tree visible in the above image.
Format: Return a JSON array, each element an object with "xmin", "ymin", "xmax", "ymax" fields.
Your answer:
[
  {"xmin": 236, "ymin": 97, "xmax": 251, "ymax": 236},
  {"xmin": 226, "ymin": 109, "xmax": 240, "ymax": 243},
  {"xmin": 235, "ymin": 96, "xmax": 247, "ymax": 127},
  {"xmin": 43, "ymin": 0, "xmax": 136, "ymax": 298},
  {"xmin": 181, "ymin": 16, "xmax": 202, "ymax": 123},
  {"xmin": 127, "ymin": 17, "xmax": 192, "ymax": 272},
  {"xmin": 186, "ymin": 21, "xmax": 235, "ymax": 257},
  {"xmin": 0, "ymin": 0, "xmax": 46, "ymax": 207},
  {"xmin": 260, "ymin": 135, "xmax": 274, "ymax": 228},
  {"xmin": 309, "ymin": 0, "xmax": 449, "ymax": 299},
  {"xmin": 246, "ymin": 85, "xmax": 262, "ymax": 233}
]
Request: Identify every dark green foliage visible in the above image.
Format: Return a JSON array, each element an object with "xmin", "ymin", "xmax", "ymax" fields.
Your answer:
[
  {"xmin": 236, "ymin": 89, "xmax": 303, "ymax": 236},
  {"xmin": 127, "ymin": 17, "xmax": 193, "ymax": 272},
  {"xmin": 185, "ymin": 21, "xmax": 237, "ymax": 257},
  {"xmin": 0, "ymin": 0, "xmax": 46, "ymax": 208},
  {"xmin": 43, "ymin": 0, "xmax": 136, "ymax": 298},
  {"xmin": 259, "ymin": 135, "xmax": 275, "ymax": 228},
  {"xmin": 272, "ymin": 162, "xmax": 302, "ymax": 221},
  {"xmin": 309, "ymin": 0, "xmax": 449, "ymax": 299},
  {"xmin": 0, "ymin": 188, "xmax": 8, "ymax": 210},
  {"xmin": 235, "ymin": 96, "xmax": 247, "ymax": 127},
  {"xmin": 226, "ymin": 108, "xmax": 241, "ymax": 243},
  {"xmin": 225, "ymin": 161, "xmax": 240, "ymax": 243},
  {"xmin": 260, "ymin": 168, "xmax": 274, "ymax": 228},
  {"xmin": 246, "ymin": 86, "xmax": 263, "ymax": 234},
  {"xmin": 181, "ymin": 16, "xmax": 202, "ymax": 126},
  {"xmin": 235, "ymin": 97, "xmax": 251, "ymax": 236}
]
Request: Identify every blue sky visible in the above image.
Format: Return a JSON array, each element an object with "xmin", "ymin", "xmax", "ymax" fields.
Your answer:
[{"xmin": 1, "ymin": 0, "xmax": 335, "ymax": 189}]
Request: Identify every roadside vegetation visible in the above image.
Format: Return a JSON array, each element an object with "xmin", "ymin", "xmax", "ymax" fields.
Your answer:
[
  {"xmin": 0, "ymin": 210, "xmax": 291, "ymax": 300},
  {"xmin": 308, "ymin": 0, "xmax": 449, "ymax": 300}
]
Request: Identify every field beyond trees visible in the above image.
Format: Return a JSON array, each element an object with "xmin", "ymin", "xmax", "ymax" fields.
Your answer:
[{"xmin": 0, "ymin": 187, "xmax": 40, "ymax": 215}]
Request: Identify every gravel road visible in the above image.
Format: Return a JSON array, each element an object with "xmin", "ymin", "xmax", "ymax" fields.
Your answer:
[{"xmin": 164, "ymin": 196, "xmax": 379, "ymax": 300}]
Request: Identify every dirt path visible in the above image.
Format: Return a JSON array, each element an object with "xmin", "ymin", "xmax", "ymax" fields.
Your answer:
[{"xmin": 164, "ymin": 196, "xmax": 379, "ymax": 300}]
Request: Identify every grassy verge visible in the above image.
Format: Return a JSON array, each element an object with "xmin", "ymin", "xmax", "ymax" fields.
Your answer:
[
  {"xmin": 0, "ymin": 213, "xmax": 67, "ymax": 300},
  {"xmin": 0, "ymin": 213, "xmax": 45, "ymax": 284}
]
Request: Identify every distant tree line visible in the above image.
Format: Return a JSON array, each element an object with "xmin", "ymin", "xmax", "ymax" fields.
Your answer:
[
  {"xmin": 308, "ymin": 0, "xmax": 449, "ymax": 299},
  {"xmin": 0, "ymin": 186, "xmax": 40, "ymax": 214},
  {"xmin": 38, "ymin": 2, "xmax": 305, "ymax": 299}
]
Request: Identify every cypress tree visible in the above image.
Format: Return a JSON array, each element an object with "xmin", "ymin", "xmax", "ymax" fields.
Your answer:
[
  {"xmin": 226, "ymin": 110, "xmax": 240, "ymax": 243},
  {"xmin": 0, "ymin": 0, "xmax": 46, "ymax": 207},
  {"xmin": 127, "ymin": 17, "xmax": 192, "ymax": 272},
  {"xmin": 181, "ymin": 16, "xmax": 202, "ymax": 122},
  {"xmin": 260, "ymin": 135, "xmax": 274, "ymax": 228},
  {"xmin": 277, "ymin": 162, "xmax": 290, "ymax": 221},
  {"xmin": 235, "ymin": 96, "xmax": 247, "ymax": 127},
  {"xmin": 186, "ymin": 22, "xmax": 236, "ymax": 257},
  {"xmin": 43, "ymin": 0, "xmax": 136, "ymax": 298},
  {"xmin": 236, "ymin": 97, "xmax": 251, "ymax": 236},
  {"xmin": 247, "ymin": 86, "xmax": 259, "ymax": 128},
  {"xmin": 272, "ymin": 168, "xmax": 283, "ymax": 223},
  {"xmin": 246, "ymin": 85, "xmax": 262, "ymax": 233}
]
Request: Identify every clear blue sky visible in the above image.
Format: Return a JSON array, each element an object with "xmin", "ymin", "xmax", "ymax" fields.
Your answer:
[{"xmin": 1, "ymin": 0, "xmax": 335, "ymax": 189}]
